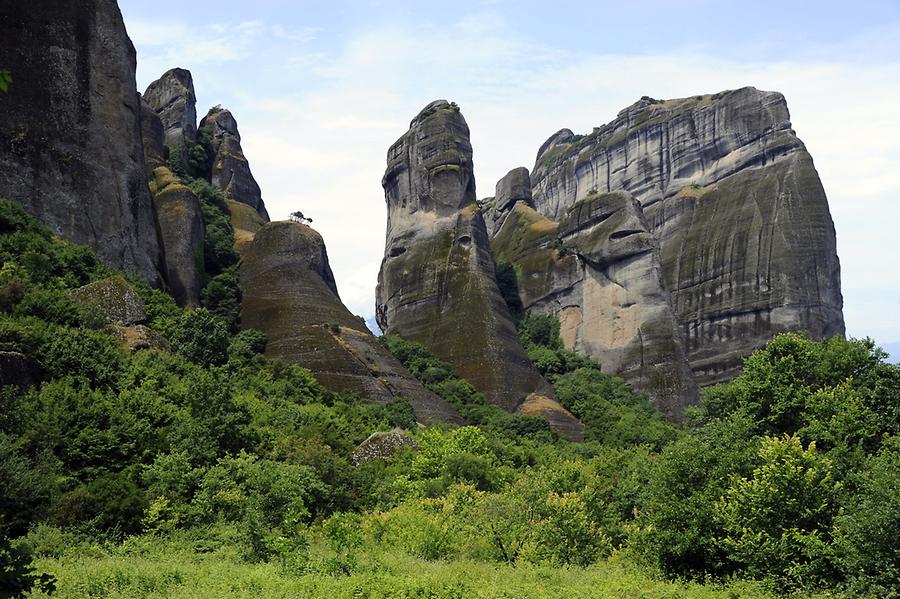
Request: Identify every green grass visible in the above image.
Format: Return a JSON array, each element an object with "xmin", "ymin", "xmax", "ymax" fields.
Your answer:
[{"xmin": 25, "ymin": 533, "xmax": 789, "ymax": 599}]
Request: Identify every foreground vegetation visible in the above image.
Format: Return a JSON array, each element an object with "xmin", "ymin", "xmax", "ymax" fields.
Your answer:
[{"xmin": 1, "ymin": 198, "xmax": 897, "ymax": 598}]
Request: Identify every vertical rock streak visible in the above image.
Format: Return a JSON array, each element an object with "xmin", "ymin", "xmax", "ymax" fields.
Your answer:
[
  {"xmin": 526, "ymin": 87, "xmax": 843, "ymax": 387},
  {"xmin": 0, "ymin": 0, "xmax": 162, "ymax": 282}
]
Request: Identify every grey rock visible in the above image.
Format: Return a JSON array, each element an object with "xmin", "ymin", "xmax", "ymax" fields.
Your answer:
[
  {"xmin": 147, "ymin": 167, "xmax": 205, "ymax": 307},
  {"xmin": 377, "ymin": 100, "xmax": 582, "ymax": 439},
  {"xmin": 71, "ymin": 275, "xmax": 147, "ymax": 325},
  {"xmin": 528, "ymin": 88, "xmax": 844, "ymax": 386},
  {"xmin": 239, "ymin": 220, "xmax": 462, "ymax": 425},
  {"xmin": 143, "ymin": 68, "xmax": 198, "ymax": 166},
  {"xmin": 482, "ymin": 167, "xmax": 532, "ymax": 237},
  {"xmin": 140, "ymin": 100, "xmax": 205, "ymax": 307},
  {"xmin": 200, "ymin": 107, "xmax": 269, "ymax": 220},
  {"xmin": 0, "ymin": 0, "xmax": 162, "ymax": 283},
  {"xmin": 351, "ymin": 428, "xmax": 418, "ymax": 465},
  {"xmin": 139, "ymin": 96, "xmax": 167, "ymax": 179}
]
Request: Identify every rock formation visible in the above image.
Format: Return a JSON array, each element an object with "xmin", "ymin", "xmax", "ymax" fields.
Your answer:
[
  {"xmin": 352, "ymin": 428, "xmax": 418, "ymax": 465},
  {"xmin": 0, "ymin": 0, "xmax": 162, "ymax": 283},
  {"xmin": 239, "ymin": 220, "xmax": 462, "ymax": 425},
  {"xmin": 71, "ymin": 275, "xmax": 147, "ymax": 325},
  {"xmin": 142, "ymin": 68, "xmax": 198, "ymax": 166},
  {"xmin": 140, "ymin": 99, "xmax": 205, "ymax": 306},
  {"xmin": 377, "ymin": 100, "xmax": 582, "ymax": 439},
  {"xmin": 489, "ymin": 167, "xmax": 698, "ymax": 416},
  {"xmin": 200, "ymin": 107, "xmax": 270, "ymax": 220},
  {"xmin": 501, "ymin": 87, "xmax": 843, "ymax": 391}
]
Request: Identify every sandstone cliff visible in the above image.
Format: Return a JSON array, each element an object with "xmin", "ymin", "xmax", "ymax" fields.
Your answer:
[
  {"xmin": 377, "ymin": 101, "xmax": 582, "ymax": 439},
  {"xmin": 0, "ymin": 0, "xmax": 162, "ymax": 283},
  {"xmin": 239, "ymin": 220, "xmax": 462, "ymax": 425},
  {"xmin": 509, "ymin": 87, "xmax": 843, "ymax": 388},
  {"xmin": 200, "ymin": 107, "xmax": 270, "ymax": 220},
  {"xmin": 140, "ymin": 99, "xmax": 205, "ymax": 306},
  {"xmin": 488, "ymin": 168, "xmax": 698, "ymax": 417}
]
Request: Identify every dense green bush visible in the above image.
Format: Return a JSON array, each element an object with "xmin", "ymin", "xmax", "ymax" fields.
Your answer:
[
  {"xmin": 169, "ymin": 308, "xmax": 231, "ymax": 367},
  {"xmin": 834, "ymin": 435, "xmax": 900, "ymax": 596},
  {"xmin": 715, "ymin": 435, "xmax": 840, "ymax": 587}
]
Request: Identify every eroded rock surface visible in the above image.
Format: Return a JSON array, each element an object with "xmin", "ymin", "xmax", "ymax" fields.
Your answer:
[
  {"xmin": 139, "ymin": 100, "xmax": 205, "ymax": 306},
  {"xmin": 0, "ymin": 0, "xmax": 162, "ymax": 283},
  {"xmin": 200, "ymin": 107, "xmax": 269, "ymax": 220},
  {"xmin": 490, "ymin": 170, "xmax": 698, "ymax": 416},
  {"xmin": 239, "ymin": 220, "xmax": 461, "ymax": 425},
  {"xmin": 143, "ymin": 68, "xmax": 198, "ymax": 165},
  {"xmin": 528, "ymin": 88, "xmax": 844, "ymax": 386},
  {"xmin": 351, "ymin": 428, "xmax": 418, "ymax": 465},
  {"xmin": 71, "ymin": 275, "xmax": 146, "ymax": 325},
  {"xmin": 377, "ymin": 101, "xmax": 581, "ymax": 439},
  {"xmin": 147, "ymin": 167, "xmax": 205, "ymax": 306}
]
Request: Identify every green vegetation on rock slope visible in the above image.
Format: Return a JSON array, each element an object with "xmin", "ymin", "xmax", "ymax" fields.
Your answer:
[{"xmin": 1, "ymin": 198, "xmax": 898, "ymax": 598}]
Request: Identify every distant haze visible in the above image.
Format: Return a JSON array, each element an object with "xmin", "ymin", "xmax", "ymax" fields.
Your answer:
[{"xmin": 120, "ymin": 0, "xmax": 900, "ymax": 351}]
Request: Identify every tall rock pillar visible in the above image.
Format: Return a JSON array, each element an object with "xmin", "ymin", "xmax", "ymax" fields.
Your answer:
[{"xmin": 377, "ymin": 101, "xmax": 582, "ymax": 439}]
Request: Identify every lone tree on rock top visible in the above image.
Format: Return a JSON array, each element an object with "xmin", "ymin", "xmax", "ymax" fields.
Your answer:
[{"xmin": 290, "ymin": 211, "xmax": 312, "ymax": 224}]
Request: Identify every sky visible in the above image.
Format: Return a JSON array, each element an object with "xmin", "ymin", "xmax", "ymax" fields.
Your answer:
[{"xmin": 119, "ymin": 0, "xmax": 900, "ymax": 360}]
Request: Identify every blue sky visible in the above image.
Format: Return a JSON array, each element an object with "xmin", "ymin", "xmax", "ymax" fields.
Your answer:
[{"xmin": 119, "ymin": 0, "xmax": 900, "ymax": 360}]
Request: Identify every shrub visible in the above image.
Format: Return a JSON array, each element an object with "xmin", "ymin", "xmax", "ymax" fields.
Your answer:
[
  {"xmin": 170, "ymin": 309, "xmax": 230, "ymax": 367},
  {"xmin": 228, "ymin": 329, "xmax": 267, "ymax": 362},
  {"xmin": 715, "ymin": 435, "xmax": 841, "ymax": 587},
  {"xmin": 535, "ymin": 492, "xmax": 610, "ymax": 566},
  {"xmin": 40, "ymin": 327, "xmax": 125, "ymax": 388},
  {"xmin": 640, "ymin": 414, "xmax": 757, "ymax": 578},
  {"xmin": 834, "ymin": 436, "xmax": 900, "ymax": 595},
  {"xmin": 202, "ymin": 268, "xmax": 241, "ymax": 331}
]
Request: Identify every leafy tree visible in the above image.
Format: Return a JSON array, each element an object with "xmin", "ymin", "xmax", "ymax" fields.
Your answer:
[
  {"xmin": 169, "ymin": 308, "xmax": 230, "ymax": 367},
  {"xmin": 715, "ymin": 435, "xmax": 841, "ymax": 587},
  {"xmin": 834, "ymin": 436, "xmax": 900, "ymax": 595},
  {"xmin": 290, "ymin": 211, "xmax": 312, "ymax": 224}
]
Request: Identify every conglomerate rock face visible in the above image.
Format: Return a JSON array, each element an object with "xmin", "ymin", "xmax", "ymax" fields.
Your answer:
[
  {"xmin": 515, "ymin": 87, "xmax": 843, "ymax": 387},
  {"xmin": 240, "ymin": 220, "xmax": 462, "ymax": 425},
  {"xmin": 200, "ymin": 107, "xmax": 269, "ymax": 220},
  {"xmin": 376, "ymin": 101, "xmax": 582, "ymax": 439},
  {"xmin": 0, "ymin": 0, "xmax": 162, "ymax": 283},
  {"xmin": 489, "ymin": 167, "xmax": 698, "ymax": 417},
  {"xmin": 140, "ymin": 100, "xmax": 205, "ymax": 306},
  {"xmin": 142, "ymin": 68, "xmax": 198, "ymax": 165}
]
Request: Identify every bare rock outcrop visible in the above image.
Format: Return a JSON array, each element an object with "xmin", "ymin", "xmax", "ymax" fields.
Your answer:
[
  {"xmin": 489, "ymin": 167, "xmax": 698, "ymax": 416},
  {"xmin": 526, "ymin": 88, "xmax": 844, "ymax": 386},
  {"xmin": 239, "ymin": 220, "xmax": 461, "ymax": 425},
  {"xmin": 352, "ymin": 428, "xmax": 418, "ymax": 465},
  {"xmin": 0, "ymin": 0, "xmax": 162, "ymax": 283},
  {"xmin": 142, "ymin": 68, "xmax": 198, "ymax": 166},
  {"xmin": 71, "ymin": 275, "xmax": 146, "ymax": 325},
  {"xmin": 200, "ymin": 107, "xmax": 269, "ymax": 220},
  {"xmin": 377, "ymin": 101, "xmax": 582, "ymax": 439},
  {"xmin": 140, "ymin": 100, "xmax": 205, "ymax": 306}
]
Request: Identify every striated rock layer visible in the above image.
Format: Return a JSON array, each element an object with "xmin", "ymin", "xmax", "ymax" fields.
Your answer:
[
  {"xmin": 488, "ymin": 167, "xmax": 698, "ymax": 417},
  {"xmin": 377, "ymin": 101, "xmax": 582, "ymax": 439},
  {"xmin": 240, "ymin": 220, "xmax": 462, "ymax": 425},
  {"xmin": 519, "ymin": 87, "xmax": 843, "ymax": 387},
  {"xmin": 0, "ymin": 0, "xmax": 162, "ymax": 283},
  {"xmin": 200, "ymin": 107, "xmax": 269, "ymax": 220}
]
